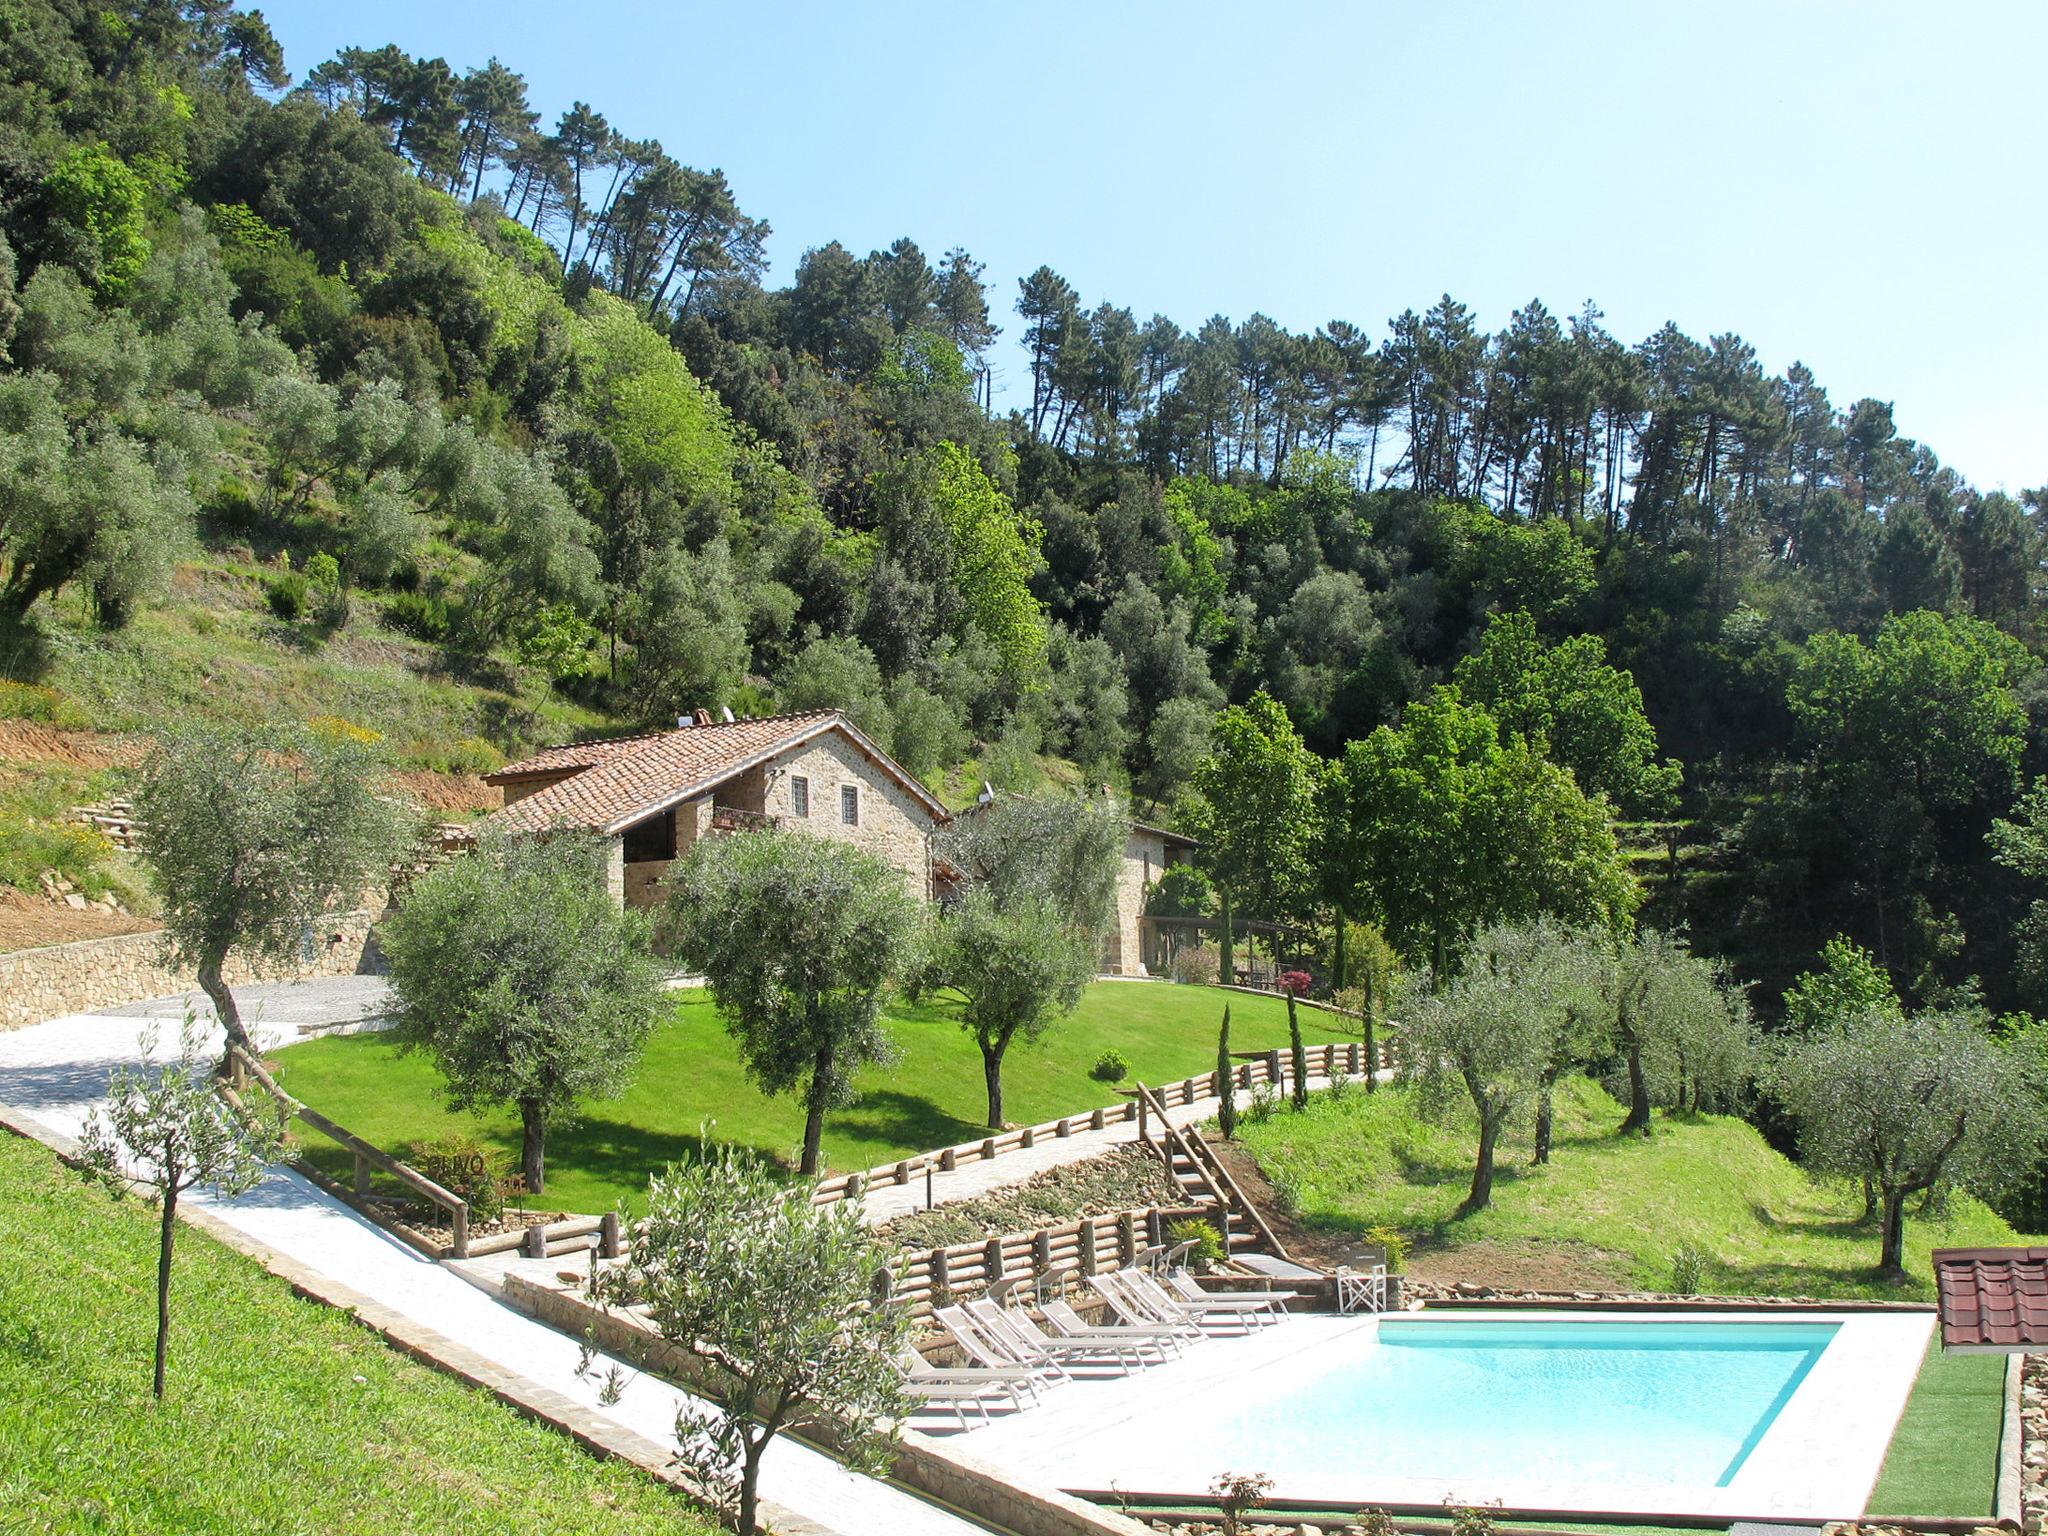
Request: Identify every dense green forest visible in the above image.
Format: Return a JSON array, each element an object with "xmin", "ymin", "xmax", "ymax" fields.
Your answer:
[{"xmin": 3, "ymin": 1, "xmax": 2046, "ymax": 1017}]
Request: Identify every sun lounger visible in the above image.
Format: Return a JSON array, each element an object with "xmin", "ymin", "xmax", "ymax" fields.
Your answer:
[
  {"xmin": 1164, "ymin": 1267, "xmax": 1300, "ymax": 1321},
  {"xmin": 1086, "ymin": 1272, "xmax": 1205, "ymax": 1338},
  {"xmin": 891, "ymin": 1343, "xmax": 1037, "ymax": 1427},
  {"xmin": 1040, "ymin": 1296, "xmax": 1185, "ymax": 1354},
  {"xmin": 935, "ymin": 1305, "xmax": 1069, "ymax": 1383},
  {"xmin": 1124, "ymin": 1267, "xmax": 1280, "ymax": 1328},
  {"xmin": 965, "ymin": 1297, "xmax": 1152, "ymax": 1371}
]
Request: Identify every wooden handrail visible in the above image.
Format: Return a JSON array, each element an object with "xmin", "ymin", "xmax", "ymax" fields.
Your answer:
[
  {"xmin": 1133, "ymin": 1080, "xmax": 1292, "ymax": 1263},
  {"xmin": 224, "ymin": 1042, "xmax": 470, "ymax": 1257},
  {"xmin": 1181, "ymin": 1122, "xmax": 1291, "ymax": 1260}
]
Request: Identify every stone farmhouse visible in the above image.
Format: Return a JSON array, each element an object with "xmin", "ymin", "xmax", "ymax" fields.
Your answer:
[{"xmin": 478, "ymin": 709, "xmax": 1196, "ymax": 976}]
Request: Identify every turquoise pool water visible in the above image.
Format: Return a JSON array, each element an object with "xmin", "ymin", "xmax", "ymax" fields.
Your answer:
[{"xmin": 1207, "ymin": 1319, "xmax": 1838, "ymax": 1490}]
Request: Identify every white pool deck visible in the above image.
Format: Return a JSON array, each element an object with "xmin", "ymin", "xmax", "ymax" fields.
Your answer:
[{"xmin": 950, "ymin": 1307, "xmax": 1935, "ymax": 1522}]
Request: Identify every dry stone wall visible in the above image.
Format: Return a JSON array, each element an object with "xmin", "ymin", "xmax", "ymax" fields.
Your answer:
[{"xmin": 0, "ymin": 910, "xmax": 380, "ymax": 1031}]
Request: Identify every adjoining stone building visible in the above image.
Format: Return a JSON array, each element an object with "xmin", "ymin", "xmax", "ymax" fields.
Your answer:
[
  {"xmin": 481, "ymin": 709, "xmax": 950, "ymax": 908},
  {"xmin": 479, "ymin": 710, "xmax": 1198, "ymax": 977},
  {"xmin": 1104, "ymin": 820, "xmax": 1199, "ymax": 976}
]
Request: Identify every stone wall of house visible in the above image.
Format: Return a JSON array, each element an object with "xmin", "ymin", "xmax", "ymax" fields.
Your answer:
[
  {"xmin": 753, "ymin": 733, "xmax": 938, "ymax": 896},
  {"xmin": 1104, "ymin": 828, "xmax": 1171, "ymax": 976},
  {"xmin": 0, "ymin": 909, "xmax": 382, "ymax": 1032}
]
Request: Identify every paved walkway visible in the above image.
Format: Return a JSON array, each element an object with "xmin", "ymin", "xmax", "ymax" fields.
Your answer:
[{"xmin": 0, "ymin": 1005, "xmax": 986, "ymax": 1536}]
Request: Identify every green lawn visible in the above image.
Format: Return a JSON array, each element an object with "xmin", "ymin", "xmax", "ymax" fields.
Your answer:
[
  {"xmin": 0, "ymin": 1130, "xmax": 717, "ymax": 1535},
  {"xmin": 1866, "ymin": 1334, "xmax": 2005, "ymax": 1516},
  {"xmin": 272, "ymin": 982, "xmax": 1346, "ymax": 1216},
  {"xmin": 1236, "ymin": 1075, "xmax": 2034, "ymax": 1302}
]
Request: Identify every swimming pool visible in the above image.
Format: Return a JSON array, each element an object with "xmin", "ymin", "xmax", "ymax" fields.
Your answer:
[
  {"xmin": 954, "ymin": 1308, "xmax": 1936, "ymax": 1518},
  {"xmin": 1211, "ymin": 1318, "xmax": 1836, "ymax": 1490}
]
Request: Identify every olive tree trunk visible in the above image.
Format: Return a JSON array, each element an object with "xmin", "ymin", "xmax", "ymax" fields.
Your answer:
[
  {"xmin": 519, "ymin": 1099, "xmax": 546, "ymax": 1195},
  {"xmin": 154, "ymin": 1186, "xmax": 179, "ymax": 1399},
  {"xmin": 800, "ymin": 1043, "xmax": 833, "ymax": 1176}
]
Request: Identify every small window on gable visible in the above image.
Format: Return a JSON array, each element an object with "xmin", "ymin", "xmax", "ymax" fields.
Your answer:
[
  {"xmin": 840, "ymin": 784, "xmax": 860, "ymax": 826},
  {"xmin": 791, "ymin": 775, "xmax": 810, "ymax": 818}
]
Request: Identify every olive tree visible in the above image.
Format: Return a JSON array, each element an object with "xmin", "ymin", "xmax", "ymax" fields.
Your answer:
[
  {"xmin": 1765, "ymin": 1011, "xmax": 2047, "ymax": 1278},
  {"xmin": 934, "ymin": 791, "xmax": 1126, "ymax": 1128},
  {"xmin": 382, "ymin": 828, "xmax": 666, "ymax": 1195},
  {"xmin": 594, "ymin": 1146, "xmax": 909, "ymax": 1536},
  {"xmin": 135, "ymin": 721, "xmax": 411, "ymax": 1060},
  {"xmin": 79, "ymin": 1020, "xmax": 286, "ymax": 1397},
  {"xmin": 1608, "ymin": 929, "xmax": 1746, "ymax": 1137},
  {"xmin": 1399, "ymin": 921, "xmax": 1587, "ymax": 1214},
  {"xmin": 665, "ymin": 830, "xmax": 921, "ymax": 1175}
]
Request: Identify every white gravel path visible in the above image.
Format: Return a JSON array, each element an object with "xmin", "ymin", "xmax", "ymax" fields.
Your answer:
[{"xmin": 0, "ymin": 1005, "xmax": 991, "ymax": 1536}]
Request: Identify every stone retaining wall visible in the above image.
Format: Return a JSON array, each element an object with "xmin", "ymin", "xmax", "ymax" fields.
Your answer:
[{"xmin": 0, "ymin": 910, "xmax": 381, "ymax": 1031}]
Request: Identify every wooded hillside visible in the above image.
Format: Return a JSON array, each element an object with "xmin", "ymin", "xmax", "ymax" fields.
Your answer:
[{"xmin": 3, "ymin": 1, "xmax": 2045, "ymax": 1014}]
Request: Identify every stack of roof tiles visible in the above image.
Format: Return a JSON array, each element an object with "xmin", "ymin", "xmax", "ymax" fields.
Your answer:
[{"xmin": 1932, "ymin": 1245, "xmax": 2048, "ymax": 1351}]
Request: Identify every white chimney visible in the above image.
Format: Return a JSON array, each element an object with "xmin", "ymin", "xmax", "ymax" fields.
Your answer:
[{"xmin": 720, "ymin": 706, "xmax": 735, "ymax": 723}]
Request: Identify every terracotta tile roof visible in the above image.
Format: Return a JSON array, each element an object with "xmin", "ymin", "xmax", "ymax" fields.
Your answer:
[
  {"xmin": 481, "ymin": 710, "xmax": 946, "ymax": 836},
  {"xmin": 1933, "ymin": 1246, "xmax": 2048, "ymax": 1351}
]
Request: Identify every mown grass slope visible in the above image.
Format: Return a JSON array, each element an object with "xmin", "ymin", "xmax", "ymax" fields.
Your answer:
[
  {"xmin": 273, "ymin": 982, "xmax": 1347, "ymax": 1215},
  {"xmin": 1236, "ymin": 1075, "xmax": 2032, "ymax": 1303},
  {"xmin": 0, "ymin": 1130, "xmax": 717, "ymax": 1535}
]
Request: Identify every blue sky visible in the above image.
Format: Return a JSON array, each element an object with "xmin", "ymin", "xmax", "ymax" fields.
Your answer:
[{"xmin": 254, "ymin": 1, "xmax": 2045, "ymax": 492}]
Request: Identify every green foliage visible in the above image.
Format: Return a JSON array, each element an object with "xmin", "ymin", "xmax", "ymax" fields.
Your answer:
[
  {"xmin": 1765, "ymin": 1008, "xmax": 2048, "ymax": 1276},
  {"xmin": 930, "ymin": 440, "xmax": 1047, "ymax": 679},
  {"xmin": 43, "ymin": 143, "xmax": 152, "ymax": 294},
  {"xmin": 1090, "ymin": 1048, "xmax": 1130, "ymax": 1084},
  {"xmin": 1454, "ymin": 610, "xmax": 1681, "ymax": 814},
  {"xmin": 1167, "ymin": 1215, "xmax": 1226, "ymax": 1271},
  {"xmin": 1790, "ymin": 609, "xmax": 2031, "ymax": 812},
  {"xmin": 1360, "ymin": 1222, "xmax": 1408, "ymax": 1273},
  {"xmin": 0, "ymin": 679, "xmax": 89, "ymax": 725},
  {"xmin": 384, "ymin": 589, "xmax": 451, "ymax": 641},
  {"xmin": 265, "ymin": 569, "xmax": 308, "ymax": 620},
  {"xmin": 382, "ymin": 828, "xmax": 665, "ymax": 1195},
  {"xmin": 1334, "ymin": 688, "xmax": 1637, "ymax": 976},
  {"xmin": 134, "ymin": 720, "xmax": 412, "ymax": 1050},
  {"xmin": 572, "ymin": 290, "xmax": 738, "ymax": 503},
  {"xmin": 1187, "ymin": 690, "xmax": 1321, "ymax": 973},
  {"xmin": 275, "ymin": 982, "xmax": 1345, "ymax": 1209},
  {"xmin": 594, "ymin": 1146, "xmax": 909, "ymax": 1536},
  {"xmin": 1782, "ymin": 935, "xmax": 1897, "ymax": 1032},
  {"xmin": 1170, "ymin": 944, "xmax": 1222, "ymax": 986},
  {"xmin": 1670, "ymin": 1241, "xmax": 1709, "ymax": 1296},
  {"xmin": 664, "ymin": 829, "xmax": 922, "ymax": 1174}
]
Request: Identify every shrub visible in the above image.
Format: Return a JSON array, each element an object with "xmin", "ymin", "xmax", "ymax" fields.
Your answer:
[
  {"xmin": 1167, "ymin": 1216, "xmax": 1226, "ymax": 1272},
  {"xmin": 1090, "ymin": 1049, "xmax": 1130, "ymax": 1084},
  {"xmin": 304, "ymin": 551, "xmax": 342, "ymax": 593},
  {"xmin": 384, "ymin": 590, "xmax": 450, "ymax": 641},
  {"xmin": 1244, "ymin": 1081, "xmax": 1280, "ymax": 1125},
  {"xmin": 1362, "ymin": 1223, "xmax": 1408, "ymax": 1274},
  {"xmin": 1670, "ymin": 1241, "xmax": 1709, "ymax": 1296},
  {"xmin": 1170, "ymin": 944, "xmax": 1220, "ymax": 986},
  {"xmin": 265, "ymin": 571, "xmax": 308, "ymax": 620},
  {"xmin": 207, "ymin": 476, "xmax": 260, "ymax": 529},
  {"xmin": 1355, "ymin": 1511, "xmax": 1400, "ymax": 1536},
  {"xmin": 1449, "ymin": 1506, "xmax": 1502, "ymax": 1536},
  {"xmin": 1277, "ymin": 968, "xmax": 1314, "ymax": 997},
  {"xmin": 1210, "ymin": 1472, "xmax": 1273, "ymax": 1536},
  {"xmin": 408, "ymin": 1133, "xmax": 508, "ymax": 1224}
]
